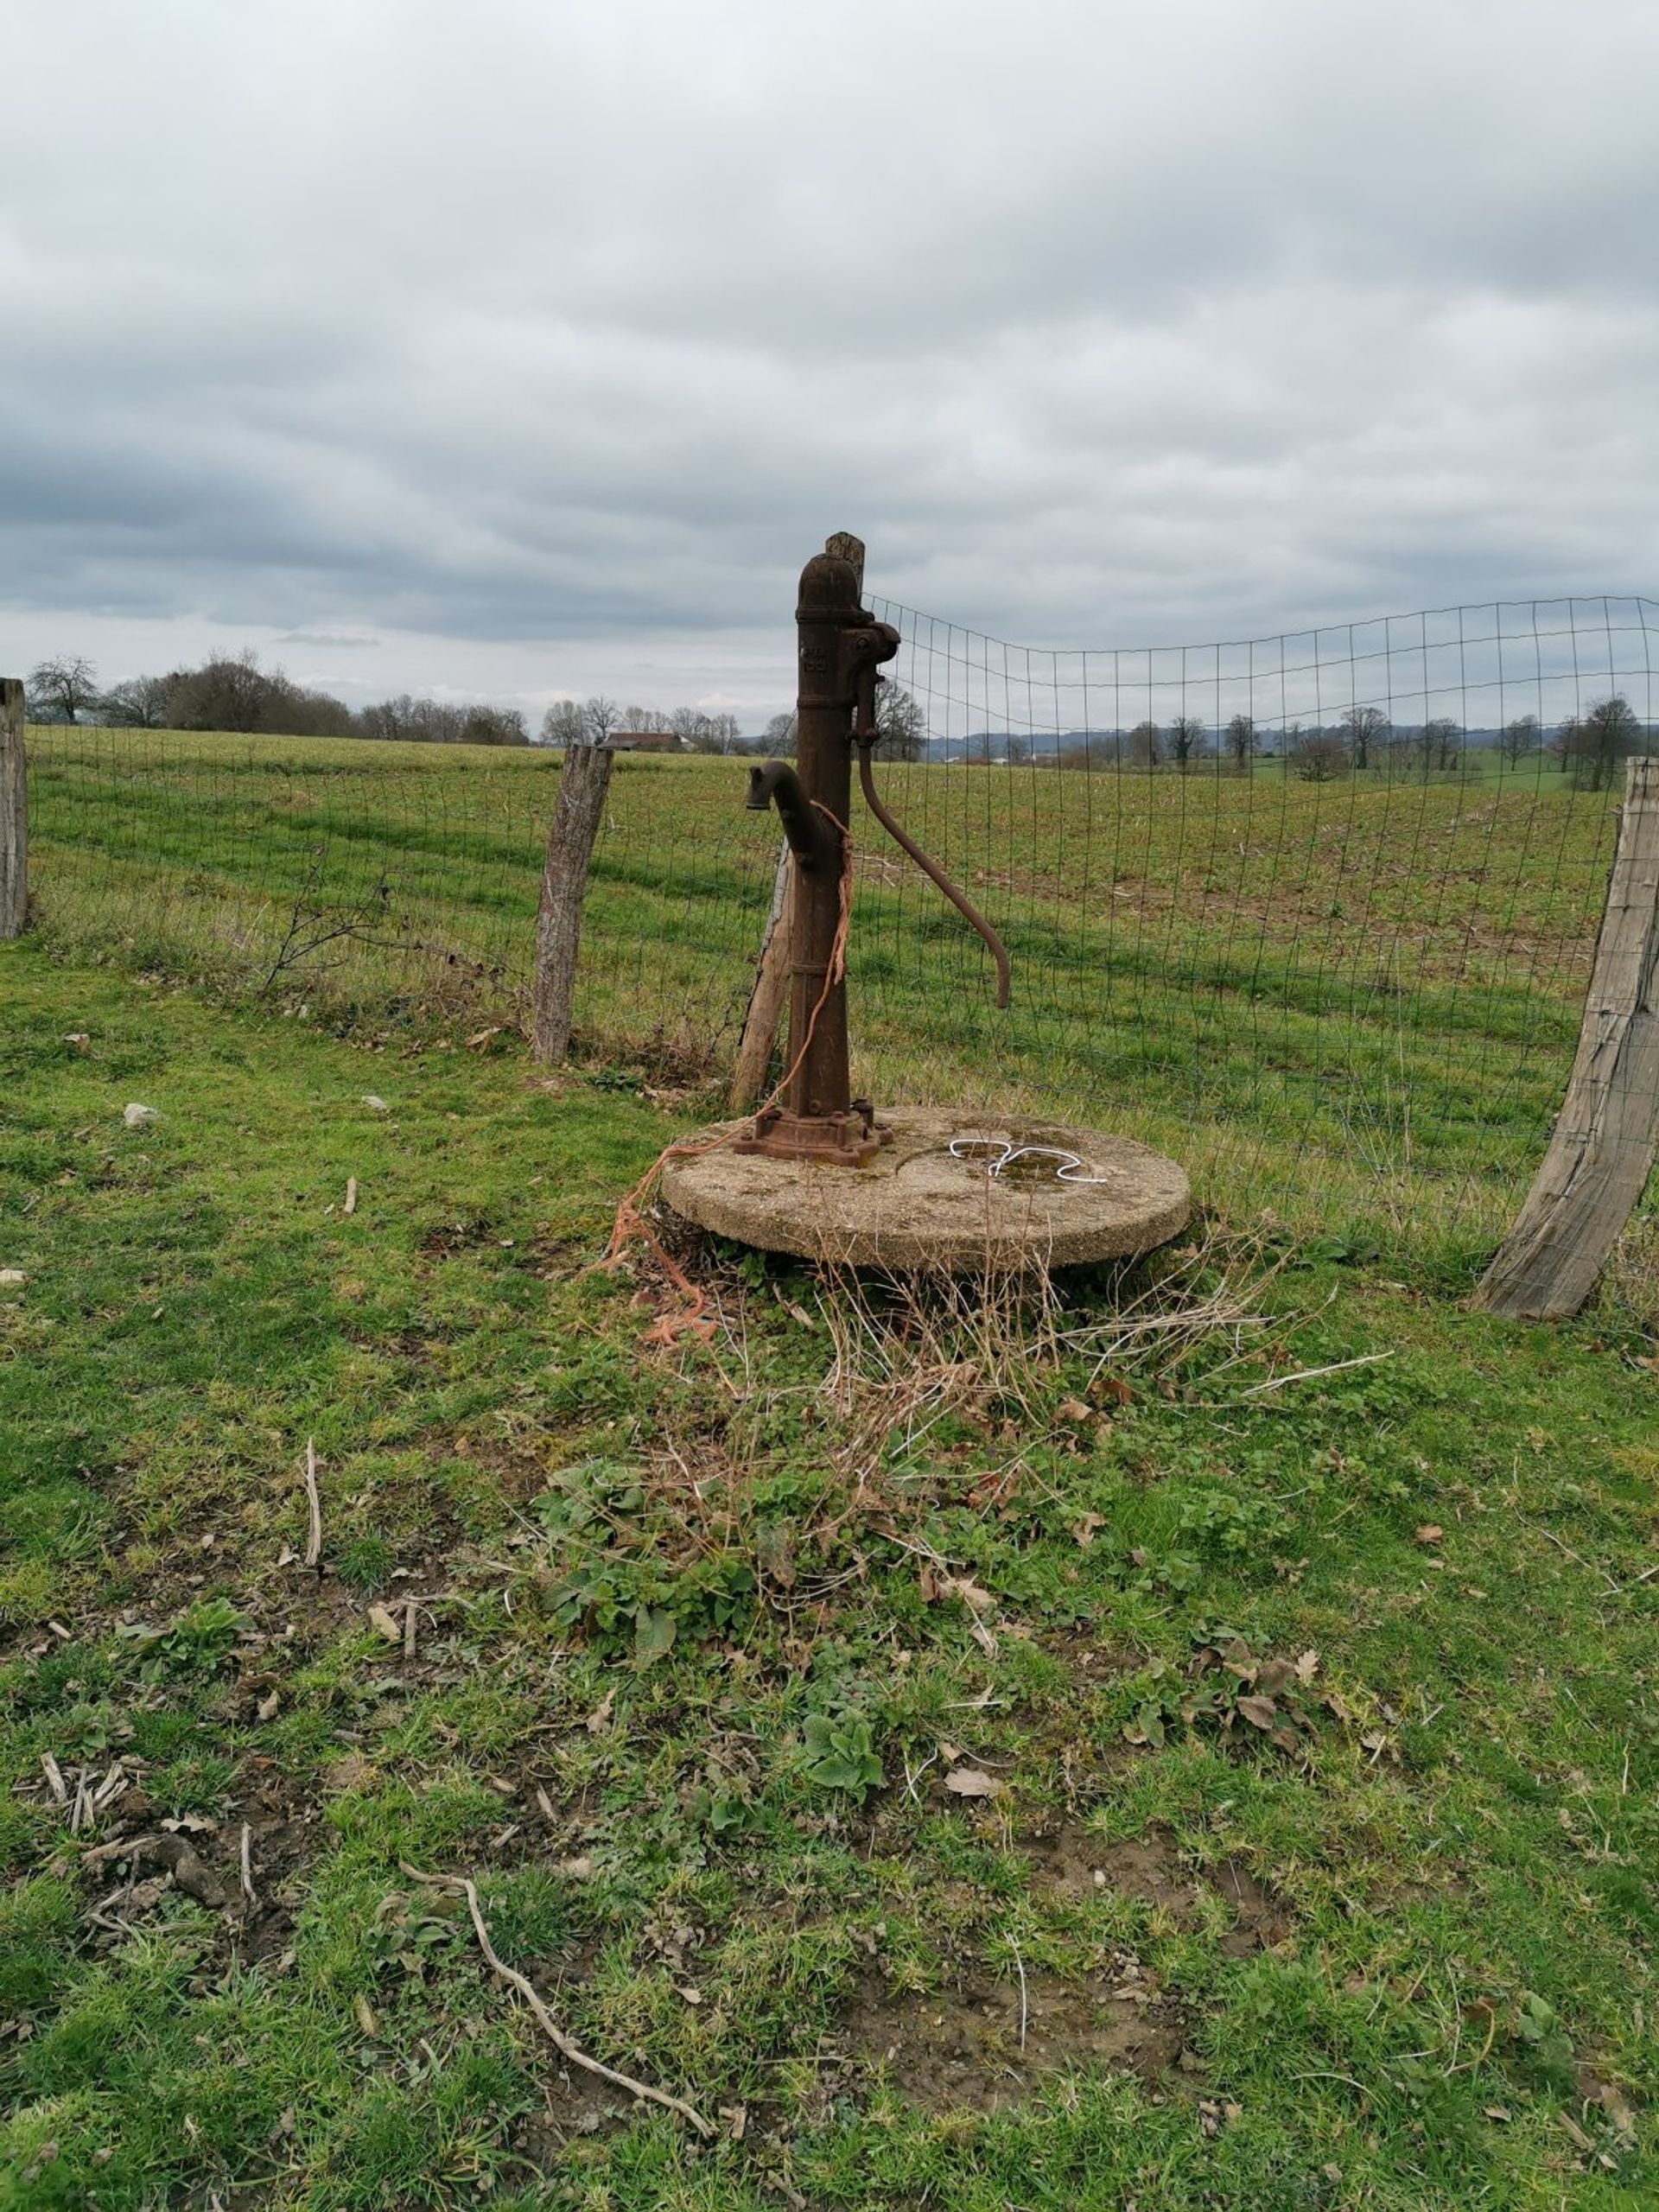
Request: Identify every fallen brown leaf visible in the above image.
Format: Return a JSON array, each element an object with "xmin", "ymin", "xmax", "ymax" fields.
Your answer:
[
  {"xmin": 585, "ymin": 1688, "xmax": 616, "ymax": 1734},
  {"xmin": 944, "ymin": 1766, "xmax": 1003, "ymax": 1799}
]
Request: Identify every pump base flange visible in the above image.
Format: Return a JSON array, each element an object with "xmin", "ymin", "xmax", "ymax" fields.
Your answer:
[{"xmin": 729, "ymin": 1103, "xmax": 892, "ymax": 1168}]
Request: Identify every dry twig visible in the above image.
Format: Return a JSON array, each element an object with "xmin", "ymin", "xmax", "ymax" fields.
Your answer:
[
  {"xmin": 400, "ymin": 1864, "xmax": 714, "ymax": 2136},
  {"xmin": 302, "ymin": 1438, "xmax": 322, "ymax": 1568},
  {"xmin": 1238, "ymin": 1350, "xmax": 1394, "ymax": 1397}
]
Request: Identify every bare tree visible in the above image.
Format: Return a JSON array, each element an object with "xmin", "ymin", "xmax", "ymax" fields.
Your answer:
[
  {"xmin": 1421, "ymin": 716, "xmax": 1463, "ymax": 774},
  {"xmin": 1562, "ymin": 694, "xmax": 1643, "ymax": 791},
  {"xmin": 99, "ymin": 673, "xmax": 173, "ymax": 728},
  {"xmin": 1338, "ymin": 705, "xmax": 1389, "ymax": 772},
  {"xmin": 1127, "ymin": 720, "xmax": 1162, "ymax": 769},
  {"xmin": 667, "ymin": 707, "xmax": 710, "ymax": 749},
  {"xmin": 763, "ymin": 710, "xmax": 798, "ymax": 757},
  {"xmin": 875, "ymin": 685, "xmax": 928, "ymax": 762},
  {"xmin": 1166, "ymin": 715, "xmax": 1209, "ymax": 772},
  {"xmin": 1225, "ymin": 712, "xmax": 1255, "ymax": 771},
  {"xmin": 1499, "ymin": 713, "xmax": 1541, "ymax": 766},
  {"xmin": 1289, "ymin": 728, "xmax": 1350, "ymax": 782},
  {"xmin": 461, "ymin": 706, "xmax": 529, "ymax": 746},
  {"xmin": 539, "ymin": 699, "xmax": 587, "ymax": 747},
  {"xmin": 364, "ymin": 695, "xmax": 468, "ymax": 744},
  {"xmin": 581, "ymin": 696, "xmax": 624, "ymax": 747},
  {"xmin": 168, "ymin": 648, "xmax": 271, "ymax": 733},
  {"xmin": 28, "ymin": 655, "xmax": 99, "ymax": 724}
]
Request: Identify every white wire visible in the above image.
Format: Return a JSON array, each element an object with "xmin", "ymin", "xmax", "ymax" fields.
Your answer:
[{"xmin": 947, "ymin": 1134, "xmax": 1111, "ymax": 1186}]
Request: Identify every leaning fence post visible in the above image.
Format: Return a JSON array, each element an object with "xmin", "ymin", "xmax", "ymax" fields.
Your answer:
[
  {"xmin": 0, "ymin": 679, "xmax": 25, "ymax": 939},
  {"xmin": 730, "ymin": 843, "xmax": 792, "ymax": 1109},
  {"xmin": 531, "ymin": 740, "xmax": 614, "ymax": 1062},
  {"xmin": 1475, "ymin": 754, "xmax": 1659, "ymax": 1319}
]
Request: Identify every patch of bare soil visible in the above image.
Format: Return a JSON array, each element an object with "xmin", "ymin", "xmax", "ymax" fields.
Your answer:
[
  {"xmin": 75, "ymin": 1763, "xmax": 322, "ymax": 1973},
  {"xmin": 417, "ymin": 1212, "xmax": 509, "ymax": 1257},
  {"xmin": 841, "ymin": 1960, "xmax": 1185, "ymax": 2113},
  {"xmin": 1027, "ymin": 1817, "xmax": 1290, "ymax": 1956},
  {"xmin": 836, "ymin": 1824, "xmax": 1288, "ymax": 2114}
]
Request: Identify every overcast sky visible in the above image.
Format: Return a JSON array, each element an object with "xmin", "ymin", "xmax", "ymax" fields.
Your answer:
[{"xmin": 3, "ymin": 0, "xmax": 1656, "ymax": 726}]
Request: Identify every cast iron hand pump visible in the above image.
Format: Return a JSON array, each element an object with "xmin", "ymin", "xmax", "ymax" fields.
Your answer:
[{"xmin": 739, "ymin": 539, "xmax": 1010, "ymax": 1166}]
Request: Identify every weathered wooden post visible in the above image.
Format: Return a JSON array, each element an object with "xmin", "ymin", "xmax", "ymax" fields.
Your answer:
[
  {"xmin": 0, "ymin": 678, "xmax": 25, "ymax": 939},
  {"xmin": 1475, "ymin": 753, "xmax": 1659, "ymax": 1319},
  {"xmin": 729, "ymin": 849, "xmax": 791, "ymax": 1110},
  {"xmin": 531, "ymin": 740, "xmax": 614, "ymax": 1063}
]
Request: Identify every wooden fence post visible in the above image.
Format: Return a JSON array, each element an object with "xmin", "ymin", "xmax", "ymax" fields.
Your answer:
[
  {"xmin": 0, "ymin": 679, "xmax": 25, "ymax": 939},
  {"xmin": 1475, "ymin": 754, "xmax": 1659, "ymax": 1319},
  {"xmin": 730, "ymin": 843, "xmax": 791, "ymax": 1110},
  {"xmin": 531, "ymin": 741, "xmax": 613, "ymax": 1063}
]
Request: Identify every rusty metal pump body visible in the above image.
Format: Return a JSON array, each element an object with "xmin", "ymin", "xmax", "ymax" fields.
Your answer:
[{"xmin": 735, "ymin": 539, "xmax": 1009, "ymax": 1168}]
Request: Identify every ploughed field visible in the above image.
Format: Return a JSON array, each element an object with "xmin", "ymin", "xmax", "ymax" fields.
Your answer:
[{"xmin": 23, "ymin": 729, "xmax": 1620, "ymax": 1257}]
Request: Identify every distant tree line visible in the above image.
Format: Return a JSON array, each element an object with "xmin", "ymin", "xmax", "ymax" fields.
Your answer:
[
  {"xmin": 27, "ymin": 651, "xmax": 532, "ymax": 746},
  {"xmin": 25, "ymin": 651, "xmax": 892, "ymax": 757},
  {"xmin": 1039, "ymin": 699, "xmax": 1649, "ymax": 790},
  {"xmin": 536, "ymin": 682, "xmax": 928, "ymax": 757},
  {"xmin": 26, "ymin": 650, "xmax": 1647, "ymax": 791},
  {"xmin": 539, "ymin": 696, "xmax": 747, "ymax": 751}
]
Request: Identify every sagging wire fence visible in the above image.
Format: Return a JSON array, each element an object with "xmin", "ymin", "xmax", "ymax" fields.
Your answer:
[{"xmin": 16, "ymin": 593, "xmax": 1659, "ymax": 1252}]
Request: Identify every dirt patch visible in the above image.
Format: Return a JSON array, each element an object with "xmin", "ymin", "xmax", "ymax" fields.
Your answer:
[
  {"xmin": 417, "ymin": 1214, "xmax": 507, "ymax": 1257},
  {"xmin": 78, "ymin": 1784, "xmax": 321, "ymax": 1972},
  {"xmin": 842, "ymin": 1959, "xmax": 1184, "ymax": 2113},
  {"xmin": 1027, "ymin": 1819, "xmax": 1289, "ymax": 1955},
  {"xmin": 523, "ymin": 1232, "xmax": 588, "ymax": 1280}
]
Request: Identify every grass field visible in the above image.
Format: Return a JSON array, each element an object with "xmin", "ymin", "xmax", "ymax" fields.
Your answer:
[
  {"xmin": 3, "ymin": 942, "xmax": 1657, "ymax": 2209},
  {"xmin": 21, "ymin": 728, "xmax": 1625, "ymax": 1262}
]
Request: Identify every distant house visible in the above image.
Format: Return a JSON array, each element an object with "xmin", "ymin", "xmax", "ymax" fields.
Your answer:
[{"xmin": 605, "ymin": 730, "xmax": 682, "ymax": 753}]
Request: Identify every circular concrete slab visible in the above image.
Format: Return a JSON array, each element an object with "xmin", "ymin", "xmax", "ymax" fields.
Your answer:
[{"xmin": 661, "ymin": 1110, "xmax": 1190, "ymax": 1271}]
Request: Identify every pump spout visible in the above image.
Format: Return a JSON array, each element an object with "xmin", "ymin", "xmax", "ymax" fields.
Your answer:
[{"xmin": 746, "ymin": 760, "xmax": 838, "ymax": 873}]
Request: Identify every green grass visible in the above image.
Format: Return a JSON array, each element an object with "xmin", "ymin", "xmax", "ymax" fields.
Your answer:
[
  {"xmin": 3, "ymin": 942, "xmax": 1657, "ymax": 2208},
  {"xmin": 21, "ymin": 727, "xmax": 1625, "ymax": 1254}
]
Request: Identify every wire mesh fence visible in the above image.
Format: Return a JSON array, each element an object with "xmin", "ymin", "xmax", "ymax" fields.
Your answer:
[{"xmin": 20, "ymin": 593, "xmax": 1657, "ymax": 1255}]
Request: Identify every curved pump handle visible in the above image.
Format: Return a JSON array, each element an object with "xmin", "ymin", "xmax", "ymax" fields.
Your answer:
[{"xmin": 855, "ymin": 696, "xmax": 1012, "ymax": 1011}]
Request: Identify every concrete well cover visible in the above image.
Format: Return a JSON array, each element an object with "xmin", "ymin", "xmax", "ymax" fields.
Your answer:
[{"xmin": 661, "ymin": 1110, "xmax": 1190, "ymax": 1271}]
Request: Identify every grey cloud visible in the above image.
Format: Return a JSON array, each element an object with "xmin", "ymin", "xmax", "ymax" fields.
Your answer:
[{"xmin": 2, "ymin": 0, "xmax": 1656, "ymax": 703}]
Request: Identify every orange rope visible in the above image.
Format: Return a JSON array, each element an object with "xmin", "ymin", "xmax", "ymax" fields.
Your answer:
[{"xmin": 595, "ymin": 802, "xmax": 853, "ymax": 1347}]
